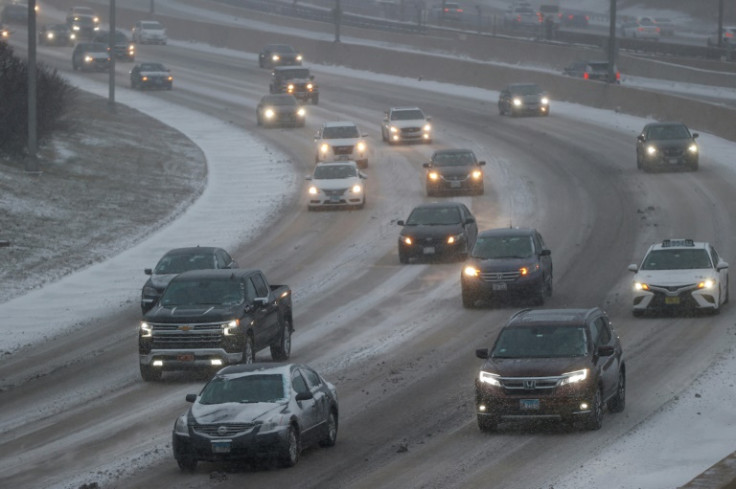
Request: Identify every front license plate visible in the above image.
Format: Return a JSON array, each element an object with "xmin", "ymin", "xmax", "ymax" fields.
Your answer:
[
  {"xmin": 423, "ymin": 246, "xmax": 436, "ymax": 254},
  {"xmin": 330, "ymin": 196, "xmax": 340, "ymax": 202},
  {"xmin": 177, "ymin": 353, "xmax": 195, "ymax": 362},
  {"xmin": 665, "ymin": 297, "xmax": 680, "ymax": 305},
  {"xmin": 668, "ymin": 158, "xmax": 680, "ymax": 164},
  {"xmin": 520, "ymin": 399, "xmax": 540, "ymax": 410},
  {"xmin": 492, "ymin": 283, "xmax": 508, "ymax": 291},
  {"xmin": 450, "ymin": 181, "xmax": 461, "ymax": 188},
  {"xmin": 336, "ymin": 155, "xmax": 350, "ymax": 161},
  {"xmin": 211, "ymin": 440, "xmax": 231, "ymax": 454}
]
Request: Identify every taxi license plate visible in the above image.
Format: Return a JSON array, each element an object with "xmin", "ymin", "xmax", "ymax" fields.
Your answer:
[
  {"xmin": 330, "ymin": 195, "xmax": 340, "ymax": 202},
  {"xmin": 177, "ymin": 353, "xmax": 195, "ymax": 362},
  {"xmin": 492, "ymin": 283, "xmax": 507, "ymax": 291},
  {"xmin": 423, "ymin": 246, "xmax": 435, "ymax": 254},
  {"xmin": 211, "ymin": 440, "xmax": 231, "ymax": 454},
  {"xmin": 520, "ymin": 399, "xmax": 539, "ymax": 410},
  {"xmin": 665, "ymin": 297, "xmax": 680, "ymax": 305}
]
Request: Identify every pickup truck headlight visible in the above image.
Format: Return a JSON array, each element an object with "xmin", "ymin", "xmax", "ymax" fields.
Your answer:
[
  {"xmin": 319, "ymin": 143, "xmax": 330, "ymax": 154},
  {"xmin": 297, "ymin": 107, "xmax": 306, "ymax": 117},
  {"xmin": 541, "ymin": 97, "xmax": 549, "ymax": 105},
  {"xmin": 306, "ymin": 83, "xmax": 314, "ymax": 90},
  {"xmin": 390, "ymin": 126, "xmax": 399, "ymax": 134},
  {"xmin": 463, "ymin": 265, "xmax": 480, "ymax": 278},
  {"xmin": 479, "ymin": 371, "xmax": 501, "ymax": 386},
  {"xmin": 559, "ymin": 368, "xmax": 588, "ymax": 386},
  {"xmin": 356, "ymin": 141, "xmax": 367, "ymax": 152},
  {"xmin": 222, "ymin": 319, "xmax": 240, "ymax": 335},
  {"xmin": 140, "ymin": 322, "xmax": 152, "ymax": 337},
  {"xmin": 174, "ymin": 415, "xmax": 189, "ymax": 436},
  {"xmin": 272, "ymin": 54, "xmax": 280, "ymax": 62},
  {"xmin": 423, "ymin": 123, "xmax": 432, "ymax": 132}
]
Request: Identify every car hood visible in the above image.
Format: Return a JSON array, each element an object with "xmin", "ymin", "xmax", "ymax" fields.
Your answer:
[
  {"xmin": 190, "ymin": 401, "xmax": 286, "ymax": 424},
  {"xmin": 512, "ymin": 93, "xmax": 543, "ymax": 102},
  {"xmin": 321, "ymin": 137, "xmax": 360, "ymax": 146},
  {"xmin": 467, "ymin": 257, "xmax": 536, "ymax": 272},
  {"xmin": 634, "ymin": 268, "xmax": 716, "ymax": 286},
  {"xmin": 284, "ymin": 77, "xmax": 312, "ymax": 84},
  {"xmin": 85, "ymin": 50, "xmax": 109, "ymax": 58},
  {"xmin": 139, "ymin": 69, "xmax": 169, "ymax": 76},
  {"xmin": 313, "ymin": 177, "xmax": 361, "ymax": 190},
  {"xmin": 401, "ymin": 223, "xmax": 463, "ymax": 239},
  {"xmin": 432, "ymin": 165, "xmax": 477, "ymax": 177},
  {"xmin": 389, "ymin": 119, "xmax": 427, "ymax": 128},
  {"xmin": 145, "ymin": 303, "xmax": 242, "ymax": 322},
  {"xmin": 150, "ymin": 273, "xmax": 177, "ymax": 290},
  {"xmin": 648, "ymin": 137, "xmax": 693, "ymax": 147},
  {"xmin": 483, "ymin": 356, "xmax": 589, "ymax": 378}
]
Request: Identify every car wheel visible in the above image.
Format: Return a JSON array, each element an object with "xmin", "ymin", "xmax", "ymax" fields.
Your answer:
[
  {"xmin": 140, "ymin": 364, "xmax": 162, "ymax": 382},
  {"xmin": 242, "ymin": 334, "xmax": 256, "ymax": 364},
  {"xmin": 319, "ymin": 410, "xmax": 338, "ymax": 447},
  {"xmin": 398, "ymin": 249, "xmax": 409, "ymax": 264},
  {"xmin": 176, "ymin": 455, "xmax": 198, "ymax": 472},
  {"xmin": 498, "ymin": 104, "xmax": 505, "ymax": 116},
  {"xmin": 477, "ymin": 414, "xmax": 497, "ymax": 432},
  {"xmin": 462, "ymin": 287, "xmax": 478, "ymax": 308},
  {"xmin": 270, "ymin": 318, "xmax": 292, "ymax": 361},
  {"xmin": 544, "ymin": 273, "xmax": 553, "ymax": 297},
  {"xmin": 281, "ymin": 425, "xmax": 300, "ymax": 467},
  {"xmin": 607, "ymin": 370, "xmax": 626, "ymax": 413},
  {"xmin": 584, "ymin": 388, "xmax": 603, "ymax": 431},
  {"xmin": 476, "ymin": 184, "xmax": 485, "ymax": 196}
]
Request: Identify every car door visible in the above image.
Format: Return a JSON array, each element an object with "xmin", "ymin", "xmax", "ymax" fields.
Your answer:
[
  {"xmin": 299, "ymin": 366, "xmax": 330, "ymax": 441},
  {"xmin": 710, "ymin": 246, "xmax": 729, "ymax": 304},
  {"xmin": 250, "ymin": 272, "xmax": 280, "ymax": 346},
  {"xmin": 460, "ymin": 204, "xmax": 478, "ymax": 249},
  {"xmin": 591, "ymin": 315, "xmax": 619, "ymax": 400},
  {"xmin": 291, "ymin": 368, "xmax": 321, "ymax": 445}
]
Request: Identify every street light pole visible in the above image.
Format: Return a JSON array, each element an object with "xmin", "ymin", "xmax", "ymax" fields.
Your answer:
[
  {"xmin": 26, "ymin": 0, "xmax": 38, "ymax": 171},
  {"xmin": 333, "ymin": 0, "xmax": 342, "ymax": 42},
  {"xmin": 108, "ymin": 0, "xmax": 116, "ymax": 109},
  {"xmin": 607, "ymin": 0, "xmax": 617, "ymax": 83}
]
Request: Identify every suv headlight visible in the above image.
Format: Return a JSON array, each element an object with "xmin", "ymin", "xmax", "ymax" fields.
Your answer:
[
  {"xmin": 308, "ymin": 185, "xmax": 319, "ymax": 195},
  {"xmin": 559, "ymin": 369, "xmax": 588, "ymax": 386},
  {"xmin": 470, "ymin": 170, "xmax": 483, "ymax": 180},
  {"xmin": 390, "ymin": 126, "xmax": 399, "ymax": 134},
  {"xmin": 264, "ymin": 108, "xmax": 275, "ymax": 119},
  {"xmin": 646, "ymin": 145, "xmax": 657, "ymax": 155},
  {"xmin": 356, "ymin": 141, "xmax": 367, "ymax": 152},
  {"xmin": 541, "ymin": 97, "xmax": 549, "ymax": 105},
  {"xmin": 351, "ymin": 184, "xmax": 363, "ymax": 194},
  {"xmin": 140, "ymin": 322, "xmax": 152, "ymax": 337},
  {"xmin": 463, "ymin": 265, "xmax": 480, "ymax": 278},
  {"xmin": 174, "ymin": 415, "xmax": 189, "ymax": 436},
  {"xmin": 423, "ymin": 123, "xmax": 432, "ymax": 132},
  {"xmin": 447, "ymin": 233, "xmax": 463, "ymax": 245},
  {"xmin": 512, "ymin": 97, "xmax": 522, "ymax": 106},
  {"xmin": 428, "ymin": 171, "xmax": 439, "ymax": 181},
  {"xmin": 479, "ymin": 371, "xmax": 501, "ymax": 386},
  {"xmin": 320, "ymin": 143, "xmax": 330, "ymax": 154}
]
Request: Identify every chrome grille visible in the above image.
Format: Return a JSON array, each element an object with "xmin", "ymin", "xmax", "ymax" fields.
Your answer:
[
  {"xmin": 193, "ymin": 423, "xmax": 255, "ymax": 437},
  {"xmin": 501, "ymin": 376, "xmax": 560, "ymax": 392},
  {"xmin": 323, "ymin": 188, "xmax": 347, "ymax": 197},
  {"xmin": 332, "ymin": 145, "xmax": 354, "ymax": 156}
]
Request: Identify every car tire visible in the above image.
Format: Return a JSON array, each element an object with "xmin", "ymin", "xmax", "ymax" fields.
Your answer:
[
  {"xmin": 498, "ymin": 104, "xmax": 505, "ymax": 116},
  {"xmin": 476, "ymin": 184, "xmax": 485, "ymax": 196},
  {"xmin": 477, "ymin": 414, "xmax": 498, "ymax": 432},
  {"xmin": 176, "ymin": 455, "xmax": 198, "ymax": 472},
  {"xmin": 544, "ymin": 273, "xmax": 553, "ymax": 298},
  {"xmin": 462, "ymin": 287, "xmax": 478, "ymax": 308},
  {"xmin": 689, "ymin": 160, "xmax": 699, "ymax": 171},
  {"xmin": 608, "ymin": 371, "xmax": 626, "ymax": 413},
  {"xmin": 319, "ymin": 410, "xmax": 338, "ymax": 447},
  {"xmin": 281, "ymin": 425, "xmax": 300, "ymax": 467},
  {"xmin": 398, "ymin": 249, "xmax": 409, "ymax": 264},
  {"xmin": 533, "ymin": 281, "xmax": 546, "ymax": 306},
  {"xmin": 242, "ymin": 333, "xmax": 256, "ymax": 364},
  {"xmin": 140, "ymin": 364, "xmax": 162, "ymax": 382},
  {"xmin": 270, "ymin": 318, "xmax": 292, "ymax": 361},
  {"xmin": 584, "ymin": 388, "xmax": 603, "ymax": 431}
]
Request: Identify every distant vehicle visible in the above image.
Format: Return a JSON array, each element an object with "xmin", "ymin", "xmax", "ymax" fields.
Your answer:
[
  {"xmin": 139, "ymin": 268, "xmax": 293, "ymax": 380},
  {"xmin": 503, "ymin": 3, "xmax": 541, "ymax": 29},
  {"xmin": 306, "ymin": 161, "xmax": 367, "ymax": 210},
  {"xmin": 269, "ymin": 66, "xmax": 319, "ymax": 104},
  {"xmin": 498, "ymin": 83, "xmax": 550, "ymax": 116},
  {"xmin": 560, "ymin": 11, "xmax": 589, "ymax": 27},
  {"xmin": 707, "ymin": 26, "xmax": 736, "ymax": 47},
  {"xmin": 620, "ymin": 18, "xmax": 660, "ymax": 40},
  {"xmin": 131, "ymin": 20, "xmax": 167, "ymax": 44},
  {"xmin": 475, "ymin": 307, "xmax": 626, "ymax": 431},
  {"xmin": 397, "ymin": 202, "xmax": 478, "ymax": 263},
  {"xmin": 130, "ymin": 62, "xmax": 173, "ymax": 90},
  {"xmin": 628, "ymin": 239, "xmax": 729, "ymax": 316},
  {"xmin": 71, "ymin": 42, "xmax": 111, "ymax": 72},
  {"xmin": 635, "ymin": 121, "xmax": 699, "ymax": 171},
  {"xmin": 314, "ymin": 121, "xmax": 369, "ymax": 167},
  {"xmin": 256, "ymin": 94, "xmax": 306, "ymax": 128},
  {"xmin": 172, "ymin": 363, "xmax": 338, "ymax": 471},
  {"xmin": 539, "ymin": 4, "xmax": 561, "ymax": 26},
  {"xmin": 438, "ymin": 1, "xmax": 463, "ymax": 22},
  {"xmin": 381, "ymin": 106, "xmax": 432, "ymax": 144},
  {"xmin": 67, "ymin": 6, "xmax": 100, "ymax": 24},
  {"xmin": 653, "ymin": 17, "xmax": 675, "ymax": 37},
  {"xmin": 1, "ymin": 3, "xmax": 28, "ymax": 24},
  {"xmin": 93, "ymin": 30, "xmax": 135, "ymax": 61},
  {"xmin": 461, "ymin": 227, "xmax": 552, "ymax": 308},
  {"xmin": 0, "ymin": 23, "xmax": 9, "ymax": 42},
  {"xmin": 67, "ymin": 14, "xmax": 100, "ymax": 41},
  {"xmin": 422, "ymin": 148, "xmax": 485, "ymax": 196},
  {"xmin": 140, "ymin": 246, "xmax": 238, "ymax": 313},
  {"xmin": 38, "ymin": 24, "xmax": 76, "ymax": 46},
  {"xmin": 563, "ymin": 60, "xmax": 620, "ymax": 83},
  {"xmin": 258, "ymin": 44, "xmax": 303, "ymax": 68}
]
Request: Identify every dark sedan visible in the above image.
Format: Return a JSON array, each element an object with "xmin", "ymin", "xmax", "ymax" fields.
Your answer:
[
  {"xmin": 461, "ymin": 227, "xmax": 553, "ymax": 308},
  {"xmin": 130, "ymin": 62, "xmax": 173, "ymax": 90},
  {"xmin": 563, "ymin": 60, "xmax": 620, "ymax": 83},
  {"xmin": 498, "ymin": 83, "xmax": 550, "ymax": 116},
  {"xmin": 173, "ymin": 363, "xmax": 338, "ymax": 470},
  {"xmin": 636, "ymin": 121, "xmax": 699, "ymax": 171},
  {"xmin": 140, "ymin": 246, "xmax": 238, "ymax": 313},
  {"xmin": 71, "ymin": 42, "xmax": 111, "ymax": 72},
  {"xmin": 256, "ymin": 94, "xmax": 306, "ymax": 127},
  {"xmin": 397, "ymin": 202, "xmax": 478, "ymax": 263},
  {"xmin": 423, "ymin": 149, "xmax": 485, "ymax": 196},
  {"xmin": 258, "ymin": 44, "xmax": 303, "ymax": 68},
  {"xmin": 39, "ymin": 24, "xmax": 76, "ymax": 46}
]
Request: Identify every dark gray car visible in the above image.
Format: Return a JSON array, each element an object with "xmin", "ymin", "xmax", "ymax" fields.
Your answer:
[
  {"xmin": 423, "ymin": 149, "xmax": 485, "ymax": 196},
  {"xmin": 397, "ymin": 202, "xmax": 478, "ymax": 263},
  {"xmin": 498, "ymin": 83, "xmax": 550, "ymax": 117},
  {"xmin": 636, "ymin": 121, "xmax": 699, "ymax": 172}
]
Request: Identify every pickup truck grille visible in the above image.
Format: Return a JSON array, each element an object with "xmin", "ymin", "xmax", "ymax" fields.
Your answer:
[
  {"xmin": 332, "ymin": 145, "xmax": 354, "ymax": 155},
  {"xmin": 149, "ymin": 321, "xmax": 224, "ymax": 349}
]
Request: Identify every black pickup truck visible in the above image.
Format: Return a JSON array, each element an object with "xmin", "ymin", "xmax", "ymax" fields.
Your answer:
[{"xmin": 138, "ymin": 268, "xmax": 293, "ymax": 381}]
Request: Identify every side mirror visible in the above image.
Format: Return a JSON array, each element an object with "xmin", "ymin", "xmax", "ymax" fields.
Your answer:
[
  {"xmin": 628, "ymin": 264, "xmax": 638, "ymax": 272},
  {"xmin": 478, "ymin": 161, "xmax": 486, "ymax": 166},
  {"xmin": 185, "ymin": 394, "xmax": 196, "ymax": 403},
  {"xmin": 540, "ymin": 249, "xmax": 551, "ymax": 256},
  {"xmin": 597, "ymin": 345, "xmax": 615, "ymax": 357},
  {"xmin": 717, "ymin": 261, "xmax": 729, "ymax": 271},
  {"xmin": 397, "ymin": 220, "xmax": 405, "ymax": 226},
  {"xmin": 692, "ymin": 132, "xmax": 699, "ymax": 139},
  {"xmin": 426, "ymin": 116, "xmax": 433, "ymax": 122},
  {"xmin": 253, "ymin": 296, "xmax": 269, "ymax": 307},
  {"xmin": 637, "ymin": 135, "xmax": 645, "ymax": 142},
  {"xmin": 296, "ymin": 391, "xmax": 314, "ymax": 401},
  {"xmin": 144, "ymin": 268, "xmax": 152, "ymax": 275},
  {"xmin": 465, "ymin": 217, "xmax": 476, "ymax": 225},
  {"xmin": 359, "ymin": 172, "xmax": 368, "ymax": 179},
  {"xmin": 475, "ymin": 348, "xmax": 490, "ymax": 359},
  {"xmin": 422, "ymin": 162, "xmax": 431, "ymax": 168}
]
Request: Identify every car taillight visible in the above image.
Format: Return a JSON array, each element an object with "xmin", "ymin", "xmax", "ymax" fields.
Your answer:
[
  {"xmin": 616, "ymin": 71, "xmax": 621, "ymax": 80},
  {"xmin": 583, "ymin": 72, "xmax": 589, "ymax": 80}
]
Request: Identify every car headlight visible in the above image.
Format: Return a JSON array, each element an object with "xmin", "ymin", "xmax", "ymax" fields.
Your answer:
[
  {"xmin": 174, "ymin": 415, "xmax": 189, "ymax": 436},
  {"xmin": 296, "ymin": 54, "xmax": 303, "ymax": 62},
  {"xmin": 306, "ymin": 83, "xmax": 314, "ymax": 90},
  {"xmin": 84, "ymin": 55, "xmax": 93, "ymax": 63},
  {"xmin": 402, "ymin": 236, "xmax": 413, "ymax": 246},
  {"xmin": 646, "ymin": 145, "xmax": 657, "ymax": 155},
  {"xmin": 142, "ymin": 76, "xmax": 149, "ymax": 82},
  {"xmin": 428, "ymin": 171, "xmax": 439, "ymax": 181},
  {"xmin": 698, "ymin": 279, "xmax": 715, "ymax": 289},
  {"xmin": 320, "ymin": 143, "xmax": 330, "ymax": 154},
  {"xmin": 308, "ymin": 185, "xmax": 319, "ymax": 195},
  {"xmin": 297, "ymin": 108, "xmax": 306, "ymax": 117},
  {"xmin": 351, "ymin": 184, "xmax": 363, "ymax": 194},
  {"xmin": 688, "ymin": 144, "xmax": 698, "ymax": 154},
  {"xmin": 463, "ymin": 265, "xmax": 480, "ymax": 278},
  {"xmin": 559, "ymin": 369, "xmax": 588, "ymax": 386},
  {"xmin": 512, "ymin": 97, "xmax": 522, "ymax": 106},
  {"xmin": 272, "ymin": 54, "xmax": 280, "ymax": 62},
  {"xmin": 287, "ymin": 83, "xmax": 295, "ymax": 92},
  {"xmin": 47, "ymin": 32, "xmax": 55, "ymax": 39},
  {"xmin": 167, "ymin": 76, "xmax": 174, "ymax": 82},
  {"xmin": 72, "ymin": 25, "xmax": 80, "ymax": 31},
  {"xmin": 222, "ymin": 319, "xmax": 240, "ymax": 336},
  {"xmin": 471, "ymin": 170, "xmax": 483, "ymax": 180},
  {"xmin": 264, "ymin": 108, "xmax": 275, "ymax": 119},
  {"xmin": 634, "ymin": 282, "xmax": 649, "ymax": 291},
  {"xmin": 423, "ymin": 123, "xmax": 432, "ymax": 132},
  {"xmin": 479, "ymin": 371, "xmax": 501, "ymax": 387},
  {"xmin": 140, "ymin": 322, "xmax": 152, "ymax": 338},
  {"xmin": 356, "ymin": 141, "xmax": 367, "ymax": 152},
  {"xmin": 93, "ymin": 16, "xmax": 100, "ymax": 23},
  {"xmin": 541, "ymin": 97, "xmax": 549, "ymax": 105},
  {"xmin": 390, "ymin": 126, "xmax": 399, "ymax": 134},
  {"xmin": 70, "ymin": 33, "xmax": 76, "ymax": 40},
  {"xmin": 128, "ymin": 45, "xmax": 135, "ymax": 54},
  {"xmin": 142, "ymin": 285, "xmax": 157, "ymax": 296},
  {"xmin": 447, "ymin": 233, "xmax": 463, "ymax": 245}
]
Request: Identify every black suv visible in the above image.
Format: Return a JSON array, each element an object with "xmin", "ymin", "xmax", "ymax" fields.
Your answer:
[
  {"xmin": 269, "ymin": 66, "xmax": 319, "ymax": 104},
  {"xmin": 461, "ymin": 227, "xmax": 552, "ymax": 308},
  {"xmin": 475, "ymin": 308, "xmax": 626, "ymax": 431},
  {"xmin": 636, "ymin": 121, "xmax": 699, "ymax": 172},
  {"xmin": 93, "ymin": 30, "xmax": 135, "ymax": 61},
  {"xmin": 422, "ymin": 149, "xmax": 485, "ymax": 196}
]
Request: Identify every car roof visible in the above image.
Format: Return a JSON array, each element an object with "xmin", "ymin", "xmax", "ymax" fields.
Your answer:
[
  {"xmin": 477, "ymin": 227, "xmax": 537, "ymax": 238},
  {"xmin": 216, "ymin": 362, "xmax": 297, "ymax": 378},
  {"xmin": 162, "ymin": 246, "xmax": 223, "ymax": 256},
  {"xmin": 265, "ymin": 43, "xmax": 295, "ymax": 50},
  {"xmin": 643, "ymin": 121, "xmax": 688, "ymax": 128},
  {"xmin": 646, "ymin": 238, "xmax": 708, "ymax": 251},
  {"xmin": 507, "ymin": 82, "xmax": 541, "ymax": 89},
  {"xmin": 315, "ymin": 161, "xmax": 359, "ymax": 169},
  {"xmin": 410, "ymin": 202, "xmax": 464, "ymax": 211},
  {"xmin": 506, "ymin": 308, "xmax": 600, "ymax": 328},
  {"xmin": 172, "ymin": 268, "xmax": 259, "ymax": 281},
  {"xmin": 390, "ymin": 106, "xmax": 423, "ymax": 111},
  {"xmin": 322, "ymin": 120, "xmax": 357, "ymax": 128}
]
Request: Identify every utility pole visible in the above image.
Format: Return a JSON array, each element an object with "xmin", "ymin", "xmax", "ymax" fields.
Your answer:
[
  {"xmin": 607, "ymin": 0, "xmax": 617, "ymax": 83},
  {"xmin": 108, "ymin": 0, "xmax": 116, "ymax": 110},
  {"xmin": 717, "ymin": 0, "xmax": 724, "ymax": 48},
  {"xmin": 333, "ymin": 0, "xmax": 342, "ymax": 42},
  {"xmin": 150, "ymin": 0, "xmax": 155, "ymax": 15},
  {"xmin": 26, "ymin": 0, "xmax": 38, "ymax": 171}
]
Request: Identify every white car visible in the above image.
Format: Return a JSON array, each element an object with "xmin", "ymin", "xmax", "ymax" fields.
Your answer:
[
  {"xmin": 306, "ymin": 161, "xmax": 367, "ymax": 210},
  {"xmin": 381, "ymin": 106, "xmax": 432, "ymax": 144},
  {"xmin": 707, "ymin": 26, "xmax": 736, "ymax": 47},
  {"xmin": 314, "ymin": 121, "xmax": 369, "ymax": 168},
  {"xmin": 628, "ymin": 239, "xmax": 729, "ymax": 316},
  {"xmin": 132, "ymin": 20, "xmax": 167, "ymax": 45},
  {"xmin": 620, "ymin": 18, "xmax": 660, "ymax": 40}
]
